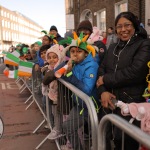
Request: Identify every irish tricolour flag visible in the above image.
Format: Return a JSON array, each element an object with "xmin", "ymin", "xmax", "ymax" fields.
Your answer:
[
  {"xmin": 4, "ymin": 52, "xmax": 20, "ymax": 66},
  {"xmin": 18, "ymin": 61, "xmax": 34, "ymax": 77},
  {"xmin": 8, "ymin": 70, "xmax": 18, "ymax": 79},
  {"xmin": 11, "ymin": 50, "xmax": 20, "ymax": 58}
]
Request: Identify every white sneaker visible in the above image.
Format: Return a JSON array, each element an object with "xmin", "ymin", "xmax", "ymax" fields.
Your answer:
[
  {"xmin": 47, "ymin": 129, "xmax": 62, "ymax": 140},
  {"xmin": 60, "ymin": 145, "xmax": 73, "ymax": 150}
]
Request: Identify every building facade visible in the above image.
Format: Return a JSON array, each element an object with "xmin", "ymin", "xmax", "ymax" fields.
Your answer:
[
  {"xmin": 0, "ymin": 5, "xmax": 43, "ymax": 51},
  {"xmin": 65, "ymin": 0, "xmax": 150, "ymax": 36}
]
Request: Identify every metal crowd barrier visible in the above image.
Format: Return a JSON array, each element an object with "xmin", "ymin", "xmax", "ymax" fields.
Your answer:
[
  {"xmin": 34, "ymin": 71, "xmax": 99, "ymax": 149},
  {"xmin": 15, "ymin": 66, "xmax": 52, "ymax": 146},
  {"xmin": 16, "ymin": 64, "xmax": 99, "ymax": 150},
  {"xmin": 98, "ymin": 114, "xmax": 150, "ymax": 150},
  {"xmin": 57, "ymin": 78, "xmax": 98, "ymax": 150},
  {"xmin": 15, "ymin": 76, "xmax": 33, "ymax": 107}
]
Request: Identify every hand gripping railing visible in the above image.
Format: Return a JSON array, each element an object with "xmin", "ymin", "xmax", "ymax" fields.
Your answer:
[{"xmin": 98, "ymin": 114, "xmax": 150, "ymax": 150}]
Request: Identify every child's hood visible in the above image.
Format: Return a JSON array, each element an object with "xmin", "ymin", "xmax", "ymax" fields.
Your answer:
[{"xmin": 46, "ymin": 44, "xmax": 66, "ymax": 68}]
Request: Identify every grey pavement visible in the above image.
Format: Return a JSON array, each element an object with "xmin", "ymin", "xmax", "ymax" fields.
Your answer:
[{"xmin": 0, "ymin": 63, "xmax": 5, "ymax": 73}]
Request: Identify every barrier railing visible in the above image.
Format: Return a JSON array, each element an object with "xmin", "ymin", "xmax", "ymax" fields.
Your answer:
[
  {"xmin": 15, "ymin": 76, "xmax": 33, "ymax": 106},
  {"xmin": 17, "ymin": 64, "xmax": 99, "ymax": 150},
  {"xmin": 34, "ymin": 74, "xmax": 99, "ymax": 150},
  {"xmin": 98, "ymin": 114, "xmax": 150, "ymax": 150},
  {"xmin": 31, "ymin": 65, "xmax": 49, "ymax": 134}
]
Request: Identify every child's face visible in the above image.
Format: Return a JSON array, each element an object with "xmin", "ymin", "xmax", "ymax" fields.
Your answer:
[
  {"xmin": 34, "ymin": 44, "xmax": 40, "ymax": 51},
  {"xmin": 26, "ymin": 54, "xmax": 32, "ymax": 60},
  {"xmin": 40, "ymin": 50, "xmax": 47, "ymax": 61},
  {"xmin": 47, "ymin": 52, "xmax": 59, "ymax": 68},
  {"xmin": 69, "ymin": 47, "xmax": 88, "ymax": 63}
]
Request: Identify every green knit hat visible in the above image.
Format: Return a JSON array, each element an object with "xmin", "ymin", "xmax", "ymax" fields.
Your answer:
[
  {"xmin": 22, "ymin": 47, "xmax": 28, "ymax": 54},
  {"xmin": 34, "ymin": 41, "xmax": 42, "ymax": 46}
]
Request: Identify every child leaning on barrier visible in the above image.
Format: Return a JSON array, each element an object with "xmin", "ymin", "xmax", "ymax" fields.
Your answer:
[
  {"xmin": 39, "ymin": 45, "xmax": 51, "ymax": 113},
  {"xmin": 42, "ymin": 44, "xmax": 67, "ymax": 139},
  {"xmin": 55, "ymin": 32, "xmax": 100, "ymax": 150}
]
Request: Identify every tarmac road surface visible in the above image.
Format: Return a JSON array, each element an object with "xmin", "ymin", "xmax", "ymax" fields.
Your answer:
[{"xmin": 0, "ymin": 63, "xmax": 57, "ymax": 150}]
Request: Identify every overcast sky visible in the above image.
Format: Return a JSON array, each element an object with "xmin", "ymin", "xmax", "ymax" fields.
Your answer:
[{"xmin": 0, "ymin": 0, "xmax": 66, "ymax": 37}]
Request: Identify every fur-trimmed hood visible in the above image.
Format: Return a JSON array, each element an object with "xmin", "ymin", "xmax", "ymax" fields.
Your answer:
[{"xmin": 46, "ymin": 44, "xmax": 67, "ymax": 69}]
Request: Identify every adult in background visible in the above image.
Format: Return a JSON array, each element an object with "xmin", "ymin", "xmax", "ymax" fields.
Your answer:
[
  {"xmin": 96, "ymin": 11, "xmax": 150, "ymax": 150},
  {"xmin": 106, "ymin": 27, "xmax": 118, "ymax": 49},
  {"xmin": 64, "ymin": 29, "xmax": 74, "ymax": 39},
  {"xmin": 102, "ymin": 31, "xmax": 107, "ymax": 45},
  {"xmin": 49, "ymin": 25, "xmax": 64, "ymax": 42}
]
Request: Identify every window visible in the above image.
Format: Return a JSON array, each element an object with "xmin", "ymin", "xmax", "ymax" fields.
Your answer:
[
  {"xmin": 16, "ymin": 25, "xmax": 18, "ymax": 31},
  {"xmin": 1, "ymin": 10, "xmax": 3, "ymax": 16},
  {"xmin": 85, "ymin": 11, "xmax": 92, "ymax": 22},
  {"xmin": 4, "ymin": 12, "xmax": 6, "ymax": 17},
  {"xmin": 7, "ymin": 13, "xmax": 9, "ymax": 18},
  {"xmin": 80, "ymin": 9, "xmax": 93, "ymax": 23},
  {"xmin": 2, "ymin": 20, "xmax": 4, "ymax": 27},
  {"xmin": 11, "ymin": 23, "xmax": 14, "ymax": 30},
  {"xmin": 10, "ymin": 14, "xmax": 12, "ymax": 20},
  {"xmin": 66, "ymin": 0, "xmax": 73, "ymax": 14},
  {"xmin": 115, "ymin": 0, "xmax": 128, "ymax": 17},
  {"xmin": 8, "ymin": 22, "xmax": 10, "ymax": 28},
  {"xmin": 6, "ymin": 31, "xmax": 8, "ymax": 40},
  {"xmin": 5, "ymin": 21, "xmax": 7, "ymax": 28},
  {"xmin": 97, "ymin": 9, "xmax": 106, "ymax": 31},
  {"xmin": 14, "ymin": 23, "xmax": 16, "ymax": 30},
  {"xmin": 13, "ymin": 16, "xmax": 15, "ymax": 21},
  {"xmin": 3, "ymin": 31, "xmax": 5, "ymax": 40}
]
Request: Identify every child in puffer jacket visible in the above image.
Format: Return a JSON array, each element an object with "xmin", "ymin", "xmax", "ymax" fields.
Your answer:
[{"xmin": 42, "ymin": 44, "xmax": 67, "ymax": 139}]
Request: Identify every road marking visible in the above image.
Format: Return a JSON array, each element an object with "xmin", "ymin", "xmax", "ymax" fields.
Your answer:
[{"xmin": 0, "ymin": 82, "xmax": 19, "ymax": 90}]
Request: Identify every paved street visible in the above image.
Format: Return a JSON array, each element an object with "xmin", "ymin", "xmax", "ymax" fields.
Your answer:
[
  {"xmin": 0, "ymin": 63, "xmax": 5, "ymax": 73},
  {"xmin": 0, "ymin": 64, "xmax": 57, "ymax": 150}
]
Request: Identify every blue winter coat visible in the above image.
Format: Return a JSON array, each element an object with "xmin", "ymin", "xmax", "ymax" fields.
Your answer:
[{"xmin": 62, "ymin": 53, "xmax": 100, "ymax": 114}]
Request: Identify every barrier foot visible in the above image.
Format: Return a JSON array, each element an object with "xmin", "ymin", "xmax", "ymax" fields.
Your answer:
[
  {"xmin": 15, "ymin": 78, "xmax": 21, "ymax": 84},
  {"xmin": 35, "ymin": 133, "xmax": 50, "ymax": 149},
  {"xmin": 24, "ymin": 95, "xmax": 33, "ymax": 104},
  {"xmin": 19, "ymin": 83, "xmax": 25, "ymax": 90},
  {"xmin": 33, "ymin": 119, "xmax": 45, "ymax": 134},
  {"xmin": 20, "ymin": 85, "xmax": 27, "ymax": 94},
  {"xmin": 25, "ymin": 100, "xmax": 34, "ymax": 110}
]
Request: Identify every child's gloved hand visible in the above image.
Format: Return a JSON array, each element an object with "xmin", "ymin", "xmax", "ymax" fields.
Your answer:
[{"xmin": 116, "ymin": 101, "xmax": 129, "ymax": 114}]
